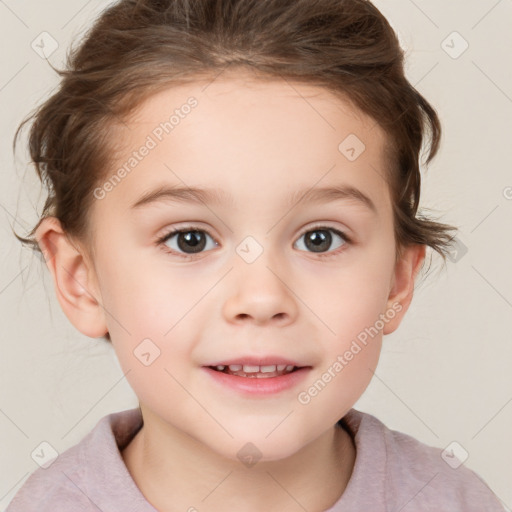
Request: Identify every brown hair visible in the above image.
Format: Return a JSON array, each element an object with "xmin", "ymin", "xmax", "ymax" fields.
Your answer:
[{"xmin": 13, "ymin": 0, "xmax": 457, "ymax": 342}]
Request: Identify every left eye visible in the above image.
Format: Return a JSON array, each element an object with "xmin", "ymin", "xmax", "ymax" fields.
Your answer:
[{"xmin": 294, "ymin": 226, "xmax": 349, "ymax": 255}]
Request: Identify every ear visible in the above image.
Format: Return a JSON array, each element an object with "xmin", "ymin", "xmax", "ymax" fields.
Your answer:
[
  {"xmin": 35, "ymin": 217, "xmax": 108, "ymax": 338},
  {"xmin": 383, "ymin": 244, "xmax": 426, "ymax": 335}
]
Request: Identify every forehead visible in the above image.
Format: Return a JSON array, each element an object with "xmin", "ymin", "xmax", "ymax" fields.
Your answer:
[
  {"xmin": 125, "ymin": 72, "xmax": 383, "ymax": 143},
  {"xmin": 98, "ymin": 72, "xmax": 391, "ymax": 216}
]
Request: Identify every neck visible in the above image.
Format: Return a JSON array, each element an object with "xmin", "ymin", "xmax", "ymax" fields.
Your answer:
[{"xmin": 122, "ymin": 410, "xmax": 356, "ymax": 512}]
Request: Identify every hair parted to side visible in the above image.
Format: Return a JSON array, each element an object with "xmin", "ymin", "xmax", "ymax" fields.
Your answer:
[{"xmin": 13, "ymin": 0, "xmax": 457, "ymax": 343}]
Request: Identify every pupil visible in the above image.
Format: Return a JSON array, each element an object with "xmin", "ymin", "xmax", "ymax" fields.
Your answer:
[
  {"xmin": 306, "ymin": 230, "xmax": 331, "ymax": 252},
  {"xmin": 178, "ymin": 231, "xmax": 206, "ymax": 253}
]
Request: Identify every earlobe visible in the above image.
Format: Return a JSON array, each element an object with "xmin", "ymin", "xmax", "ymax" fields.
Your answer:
[
  {"xmin": 35, "ymin": 217, "xmax": 108, "ymax": 338},
  {"xmin": 383, "ymin": 244, "xmax": 426, "ymax": 335}
]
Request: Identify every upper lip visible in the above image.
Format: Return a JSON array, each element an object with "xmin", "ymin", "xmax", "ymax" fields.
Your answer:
[{"xmin": 205, "ymin": 356, "xmax": 308, "ymax": 367}]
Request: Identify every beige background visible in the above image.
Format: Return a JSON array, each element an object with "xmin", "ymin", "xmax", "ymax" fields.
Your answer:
[{"xmin": 1, "ymin": 0, "xmax": 511, "ymax": 509}]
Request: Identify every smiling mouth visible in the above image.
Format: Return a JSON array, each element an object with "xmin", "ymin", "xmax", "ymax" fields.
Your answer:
[{"xmin": 207, "ymin": 364, "xmax": 303, "ymax": 378}]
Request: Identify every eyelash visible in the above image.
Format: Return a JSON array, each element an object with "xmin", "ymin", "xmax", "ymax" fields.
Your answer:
[{"xmin": 156, "ymin": 224, "xmax": 352, "ymax": 260}]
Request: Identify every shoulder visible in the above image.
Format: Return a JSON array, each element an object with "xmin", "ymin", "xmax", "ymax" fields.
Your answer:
[
  {"xmin": 340, "ymin": 409, "xmax": 506, "ymax": 512},
  {"xmin": 4, "ymin": 434, "xmax": 95, "ymax": 512},
  {"xmin": 5, "ymin": 408, "xmax": 146, "ymax": 512},
  {"xmin": 381, "ymin": 420, "xmax": 504, "ymax": 511}
]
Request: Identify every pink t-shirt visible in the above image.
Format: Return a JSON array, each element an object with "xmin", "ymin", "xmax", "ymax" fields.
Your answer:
[{"xmin": 5, "ymin": 407, "xmax": 506, "ymax": 511}]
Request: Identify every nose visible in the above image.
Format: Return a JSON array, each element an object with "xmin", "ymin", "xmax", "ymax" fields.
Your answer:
[{"xmin": 222, "ymin": 256, "xmax": 298, "ymax": 326}]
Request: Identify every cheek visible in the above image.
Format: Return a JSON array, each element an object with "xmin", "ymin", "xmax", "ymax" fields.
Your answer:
[
  {"xmin": 108, "ymin": 309, "xmax": 198, "ymax": 424},
  {"xmin": 300, "ymin": 240, "xmax": 394, "ymax": 398},
  {"xmin": 316, "ymin": 277, "xmax": 386, "ymax": 394},
  {"xmin": 306, "ymin": 252, "xmax": 394, "ymax": 343},
  {"xmin": 293, "ymin": 280, "xmax": 386, "ymax": 436},
  {"xmin": 98, "ymin": 245, "xmax": 195, "ymax": 332}
]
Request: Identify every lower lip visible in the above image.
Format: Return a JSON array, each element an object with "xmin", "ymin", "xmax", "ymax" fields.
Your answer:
[{"xmin": 202, "ymin": 367, "xmax": 311, "ymax": 396}]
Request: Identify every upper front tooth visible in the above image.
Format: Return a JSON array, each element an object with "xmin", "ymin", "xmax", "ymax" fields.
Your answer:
[
  {"xmin": 285, "ymin": 365, "xmax": 294, "ymax": 371},
  {"xmin": 242, "ymin": 365, "xmax": 260, "ymax": 373},
  {"xmin": 227, "ymin": 364, "xmax": 291, "ymax": 373},
  {"xmin": 216, "ymin": 365, "xmax": 226, "ymax": 371}
]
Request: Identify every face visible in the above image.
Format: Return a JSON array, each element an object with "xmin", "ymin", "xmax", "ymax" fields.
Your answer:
[{"xmin": 74, "ymin": 72, "xmax": 414, "ymax": 461}]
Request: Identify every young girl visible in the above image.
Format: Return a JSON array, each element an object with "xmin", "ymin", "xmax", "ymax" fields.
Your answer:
[{"xmin": 6, "ymin": 0, "xmax": 506, "ymax": 510}]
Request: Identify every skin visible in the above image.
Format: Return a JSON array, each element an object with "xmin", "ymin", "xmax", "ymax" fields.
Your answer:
[{"xmin": 36, "ymin": 70, "xmax": 425, "ymax": 512}]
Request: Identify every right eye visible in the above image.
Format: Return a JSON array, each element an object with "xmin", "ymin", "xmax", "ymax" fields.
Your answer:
[{"xmin": 157, "ymin": 227, "xmax": 219, "ymax": 259}]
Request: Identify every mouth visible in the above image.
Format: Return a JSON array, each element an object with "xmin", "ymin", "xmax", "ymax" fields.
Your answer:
[
  {"xmin": 202, "ymin": 356, "xmax": 312, "ymax": 395},
  {"xmin": 206, "ymin": 363, "xmax": 304, "ymax": 379}
]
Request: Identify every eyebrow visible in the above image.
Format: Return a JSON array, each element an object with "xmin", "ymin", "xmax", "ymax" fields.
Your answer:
[{"xmin": 130, "ymin": 184, "xmax": 377, "ymax": 214}]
